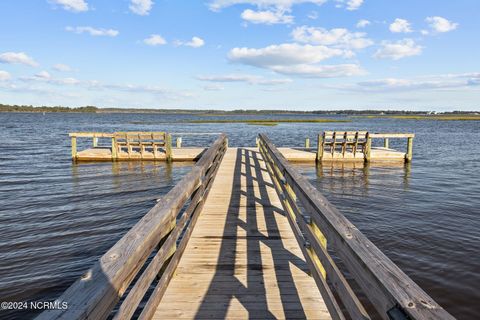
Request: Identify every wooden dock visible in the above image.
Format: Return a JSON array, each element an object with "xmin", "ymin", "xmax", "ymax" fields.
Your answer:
[
  {"xmin": 70, "ymin": 131, "xmax": 415, "ymax": 163},
  {"xmin": 38, "ymin": 133, "xmax": 455, "ymax": 320},
  {"xmin": 153, "ymin": 148, "xmax": 330, "ymax": 319}
]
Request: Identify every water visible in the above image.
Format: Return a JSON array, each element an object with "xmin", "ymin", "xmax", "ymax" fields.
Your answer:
[{"xmin": 0, "ymin": 112, "xmax": 478, "ymax": 319}]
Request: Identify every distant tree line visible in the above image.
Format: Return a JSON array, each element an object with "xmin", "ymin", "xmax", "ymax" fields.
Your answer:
[
  {"xmin": 0, "ymin": 104, "xmax": 98, "ymax": 113},
  {"xmin": 0, "ymin": 103, "xmax": 477, "ymax": 115}
]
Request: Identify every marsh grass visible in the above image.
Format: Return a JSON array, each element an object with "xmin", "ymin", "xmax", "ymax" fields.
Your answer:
[
  {"xmin": 187, "ymin": 118, "xmax": 350, "ymax": 124},
  {"xmin": 356, "ymin": 114, "xmax": 480, "ymax": 121}
]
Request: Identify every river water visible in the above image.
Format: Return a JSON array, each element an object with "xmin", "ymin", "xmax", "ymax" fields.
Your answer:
[{"xmin": 0, "ymin": 112, "xmax": 478, "ymax": 319}]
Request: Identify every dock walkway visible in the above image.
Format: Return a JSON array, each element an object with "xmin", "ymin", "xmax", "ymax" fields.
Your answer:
[{"xmin": 153, "ymin": 148, "xmax": 330, "ymax": 319}]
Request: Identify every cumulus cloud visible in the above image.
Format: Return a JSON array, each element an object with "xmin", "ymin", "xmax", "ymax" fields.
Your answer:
[
  {"xmin": 197, "ymin": 74, "xmax": 292, "ymax": 85},
  {"xmin": 175, "ymin": 37, "xmax": 205, "ymax": 48},
  {"xmin": 356, "ymin": 19, "xmax": 370, "ymax": 28},
  {"xmin": 229, "ymin": 43, "xmax": 346, "ymax": 67},
  {"xmin": 374, "ymin": 39, "xmax": 422, "ymax": 60},
  {"xmin": 129, "ymin": 0, "xmax": 154, "ymax": 16},
  {"xmin": 208, "ymin": 0, "xmax": 327, "ymax": 11},
  {"xmin": 50, "ymin": 0, "xmax": 88, "ymax": 12},
  {"xmin": 389, "ymin": 18, "xmax": 413, "ymax": 33},
  {"xmin": 144, "ymin": 34, "xmax": 167, "ymax": 46},
  {"xmin": 228, "ymin": 43, "xmax": 363, "ymax": 78},
  {"xmin": 53, "ymin": 63, "xmax": 72, "ymax": 72},
  {"xmin": 66, "ymin": 26, "xmax": 119, "ymax": 37},
  {"xmin": 345, "ymin": 0, "xmax": 363, "ymax": 11},
  {"xmin": 0, "ymin": 52, "xmax": 38, "ymax": 67},
  {"xmin": 0, "ymin": 70, "xmax": 11, "ymax": 81},
  {"xmin": 426, "ymin": 16, "xmax": 458, "ymax": 33},
  {"xmin": 241, "ymin": 9, "xmax": 293, "ymax": 24},
  {"xmin": 292, "ymin": 26, "xmax": 373, "ymax": 49}
]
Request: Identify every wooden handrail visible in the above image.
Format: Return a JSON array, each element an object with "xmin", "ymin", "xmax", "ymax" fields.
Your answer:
[
  {"xmin": 38, "ymin": 134, "xmax": 228, "ymax": 320},
  {"xmin": 258, "ymin": 133, "xmax": 454, "ymax": 320}
]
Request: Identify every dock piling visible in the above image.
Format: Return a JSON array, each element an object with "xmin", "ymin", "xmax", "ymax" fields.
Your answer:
[
  {"xmin": 316, "ymin": 133, "xmax": 324, "ymax": 163},
  {"xmin": 384, "ymin": 138, "xmax": 389, "ymax": 149},
  {"xmin": 71, "ymin": 136, "xmax": 77, "ymax": 161},
  {"xmin": 406, "ymin": 137, "xmax": 414, "ymax": 162},
  {"xmin": 111, "ymin": 137, "xmax": 118, "ymax": 161},
  {"xmin": 305, "ymin": 138, "xmax": 310, "ymax": 149},
  {"xmin": 176, "ymin": 137, "xmax": 182, "ymax": 148},
  {"xmin": 93, "ymin": 136, "xmax": 98, "ymax": 148},
  {"xmin": 166, "ymin": 134, "xmax": 172, "ymax": 162}
]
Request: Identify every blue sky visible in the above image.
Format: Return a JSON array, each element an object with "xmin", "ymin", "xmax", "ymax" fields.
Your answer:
[{"xmin": 0, "ymin": 0, "xmax": 479, "ymax": 110}]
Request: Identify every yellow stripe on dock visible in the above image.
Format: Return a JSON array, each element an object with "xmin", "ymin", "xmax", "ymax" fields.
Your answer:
[{"xmin": 153, "ymin": 148, "xmax": 330, "ymax": 320}]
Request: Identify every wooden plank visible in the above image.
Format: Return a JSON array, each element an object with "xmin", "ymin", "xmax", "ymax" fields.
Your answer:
[
  {"xmin": 258, "ymin": 133, "xmax": 454, "ymax": 320},
  {"xmin": 153, "ymin": 148, "xmax": 330, "ymax": 320}
]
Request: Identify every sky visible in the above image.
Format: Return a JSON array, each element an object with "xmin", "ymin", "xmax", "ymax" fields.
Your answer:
[{"xmin": 0, "ymin": 0, "xmax": 479, "ymax": 111}]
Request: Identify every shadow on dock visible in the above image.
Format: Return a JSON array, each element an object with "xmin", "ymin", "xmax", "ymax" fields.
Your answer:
[{"xmin": 194, "ymin": 148, "xmax": 311, "ymax": 319}]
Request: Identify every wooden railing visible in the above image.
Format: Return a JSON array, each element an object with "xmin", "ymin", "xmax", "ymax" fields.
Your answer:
[
  {"xmin": 258, "ymin": 133, "xmax": 454, "ymax": 320},
  {"xmin": 38, "ymin": 134, "xmax": 228, "ymax": 320},
  {"xmin": 69, "ymin": 132, "xmax": 172, "ymax": 161},
  {"xmin": 367, "ymin": 133, "xmax": 415, "ymax": 162}
]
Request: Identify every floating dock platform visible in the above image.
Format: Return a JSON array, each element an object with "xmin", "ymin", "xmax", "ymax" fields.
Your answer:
[{"xmin": 70, "ymin": 131, "xmax": 414, "ymax": 163}]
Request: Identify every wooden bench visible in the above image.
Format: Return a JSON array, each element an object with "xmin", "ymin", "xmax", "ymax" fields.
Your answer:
[{"xmin": 114, "ymin": 132, "xmax": 167, "ymax": 159}]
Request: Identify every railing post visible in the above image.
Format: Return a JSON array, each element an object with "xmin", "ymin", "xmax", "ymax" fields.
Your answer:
[
  {"xmin": 71, "ymin": 136, "xmax": 77, "ymax": 161},
  {"xmin": 316, "ymin": 133, "xmax": 324, "ymax": 163},
  {"xmin": 111, "ymin": 137, "xmax": 118, "ymax": 161},
  {"xmin": 384, "ymin": 138, "xmax": 389, "ymax": 149},
  {"xmin": 176, "ymin": 137, "xmax": 182, "ymax": 148},
  {"xmin": 93, "ymin": 136, "xmax": 98, "ymax": 148},
  {"xmin": 406, "ymin": 137, "xmax": 413, "ymax": 162},
  {"xmin": 166, "ymin": 133, "xmax": 172, "ymax": 162},
  {"xmin": 305, "ymin": 138, "xmax": 310, "ymax": 149},
  {"xmin": 364, "ymin": 135, "xmax": 372, "ymax": 163}
]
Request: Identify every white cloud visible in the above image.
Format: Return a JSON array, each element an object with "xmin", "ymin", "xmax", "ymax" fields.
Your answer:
[
  {"xmin": 389, "ymin": 18, "xmax": 413, "ymax": 33},
  {"xmin": 356, "ymin": 19, "xmax": 370, "ymax": 28},
  {"xmin": 53, "ymin": 63, "xmax": 72, "ymax": 72},
  {"xmin": 292, "ymin": 26, "xmax": 373, "ymax": 49},
  {"xmin": 228, "ymin": 43, "xmax": 363, "ymax": 78},
  {"xmin": 187, "ymin": 37, "xmax": 205, "ymax": 48},
  {"xmin": 66, "ymin": 26, "xmax": 119, "ymax": 37},
  {"xmin": 345, "ymin": 0, "xmax": 363, "ymax": 11},
  {"xmin": 426, "ymin": 16, "xmax": 458, "ymax": 33},
  {"xmin": 308, "ymin": 11, "xmax": 318, "ymax": 20},
  {"xmin": 35, "ymin": 71, "xmax": 51, "ymax": 79},
  {"xmin": 241, "ymin": 9, "xmax": 293, "ymax": 24},
  {"xmin": 0, "ymin": 70, "xmax": 11, "ymax": 81},
  {"xmin": 50, "ymin": 0, "xmax": 88, "ymax": 12},
  {"xmin": 197, "ymin": 74, "xmax": 292, "ymax": 85},
  {"xmin": 129, "ymin": 0, "xmax": 154, "ymax": 16},
  {"xmin": 269, "ymin": 63, "xmax": 365, "ymax": 77},
  {"xmin": 374, "ymin": 39, "xmax": 422, "ymax": 60},
  {"xmin": 208, "ymin": 0, "xmax": 327, "ymax": 11},
  {"xmin": 144, "ymin": 34, "xmax": 167, "ymax": 46},
  {"xmin": 203, "ymin": 84, "xmax": 224, "ymax": 91},
  {"xmin": 0, "ymin": 52, "xmax": 38, "ymax": 67},
  {"xmin": 229, "ymin": 43, "xmax": 346, "ymax": 67}
]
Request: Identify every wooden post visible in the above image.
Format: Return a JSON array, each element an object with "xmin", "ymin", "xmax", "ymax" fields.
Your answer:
[
  {"xmin": 256, "ymin": 137, "xmax": 259, "ymax": 148},
  {"xmin": 316, "ymin": 133, "xmax": 324, "ymax": 163},
  {"xmin": 305, "ymin": 138, "xmax": 310, "ymax": 149},
  {"xmin": 225, "ymin": 137, "xmax": 229, "ymax": 148},
  {"xmin": 111, "ymin": 137, "xmax": 118, "ymax": 161},
  {"xmin": 93, "ymin": 136, "xmax": 98, "ymax": 148},
  {"xmin": 71, "ymin": 136, "xmax": 77, "ymax": 161},
  {"xmin": 176, "ymin": 137, "xmax": 182, "ymax": 148},
  {"xmin": 383, "ymin": 138, "xmax": 389, "ymax": 149},
  {"xmin": 166, "ymin": 134, "xmax": 172, "ymax": 162},
  {"xmin": 406, "ymin": 137, "xmax": 413, "ymax": 162},
  {"xmin": 364, "ymin": 135, "xmax": 372, "ymax": 163}
]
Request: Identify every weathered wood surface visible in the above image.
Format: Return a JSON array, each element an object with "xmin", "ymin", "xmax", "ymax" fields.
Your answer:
[
  {"xmin": 75, "ymin": 147, "xmax": 405, "ymax": 162},
  {"xmin": 37, "ymin": 135, "xmax": 227, "ymax": 320},
  {"xmin": 153, "ymin": 148, "xmax": 330, "ymax": 320},
  {"xmin": 258, "ymin": 133, "xmax": 454, "ymax": 320}
]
